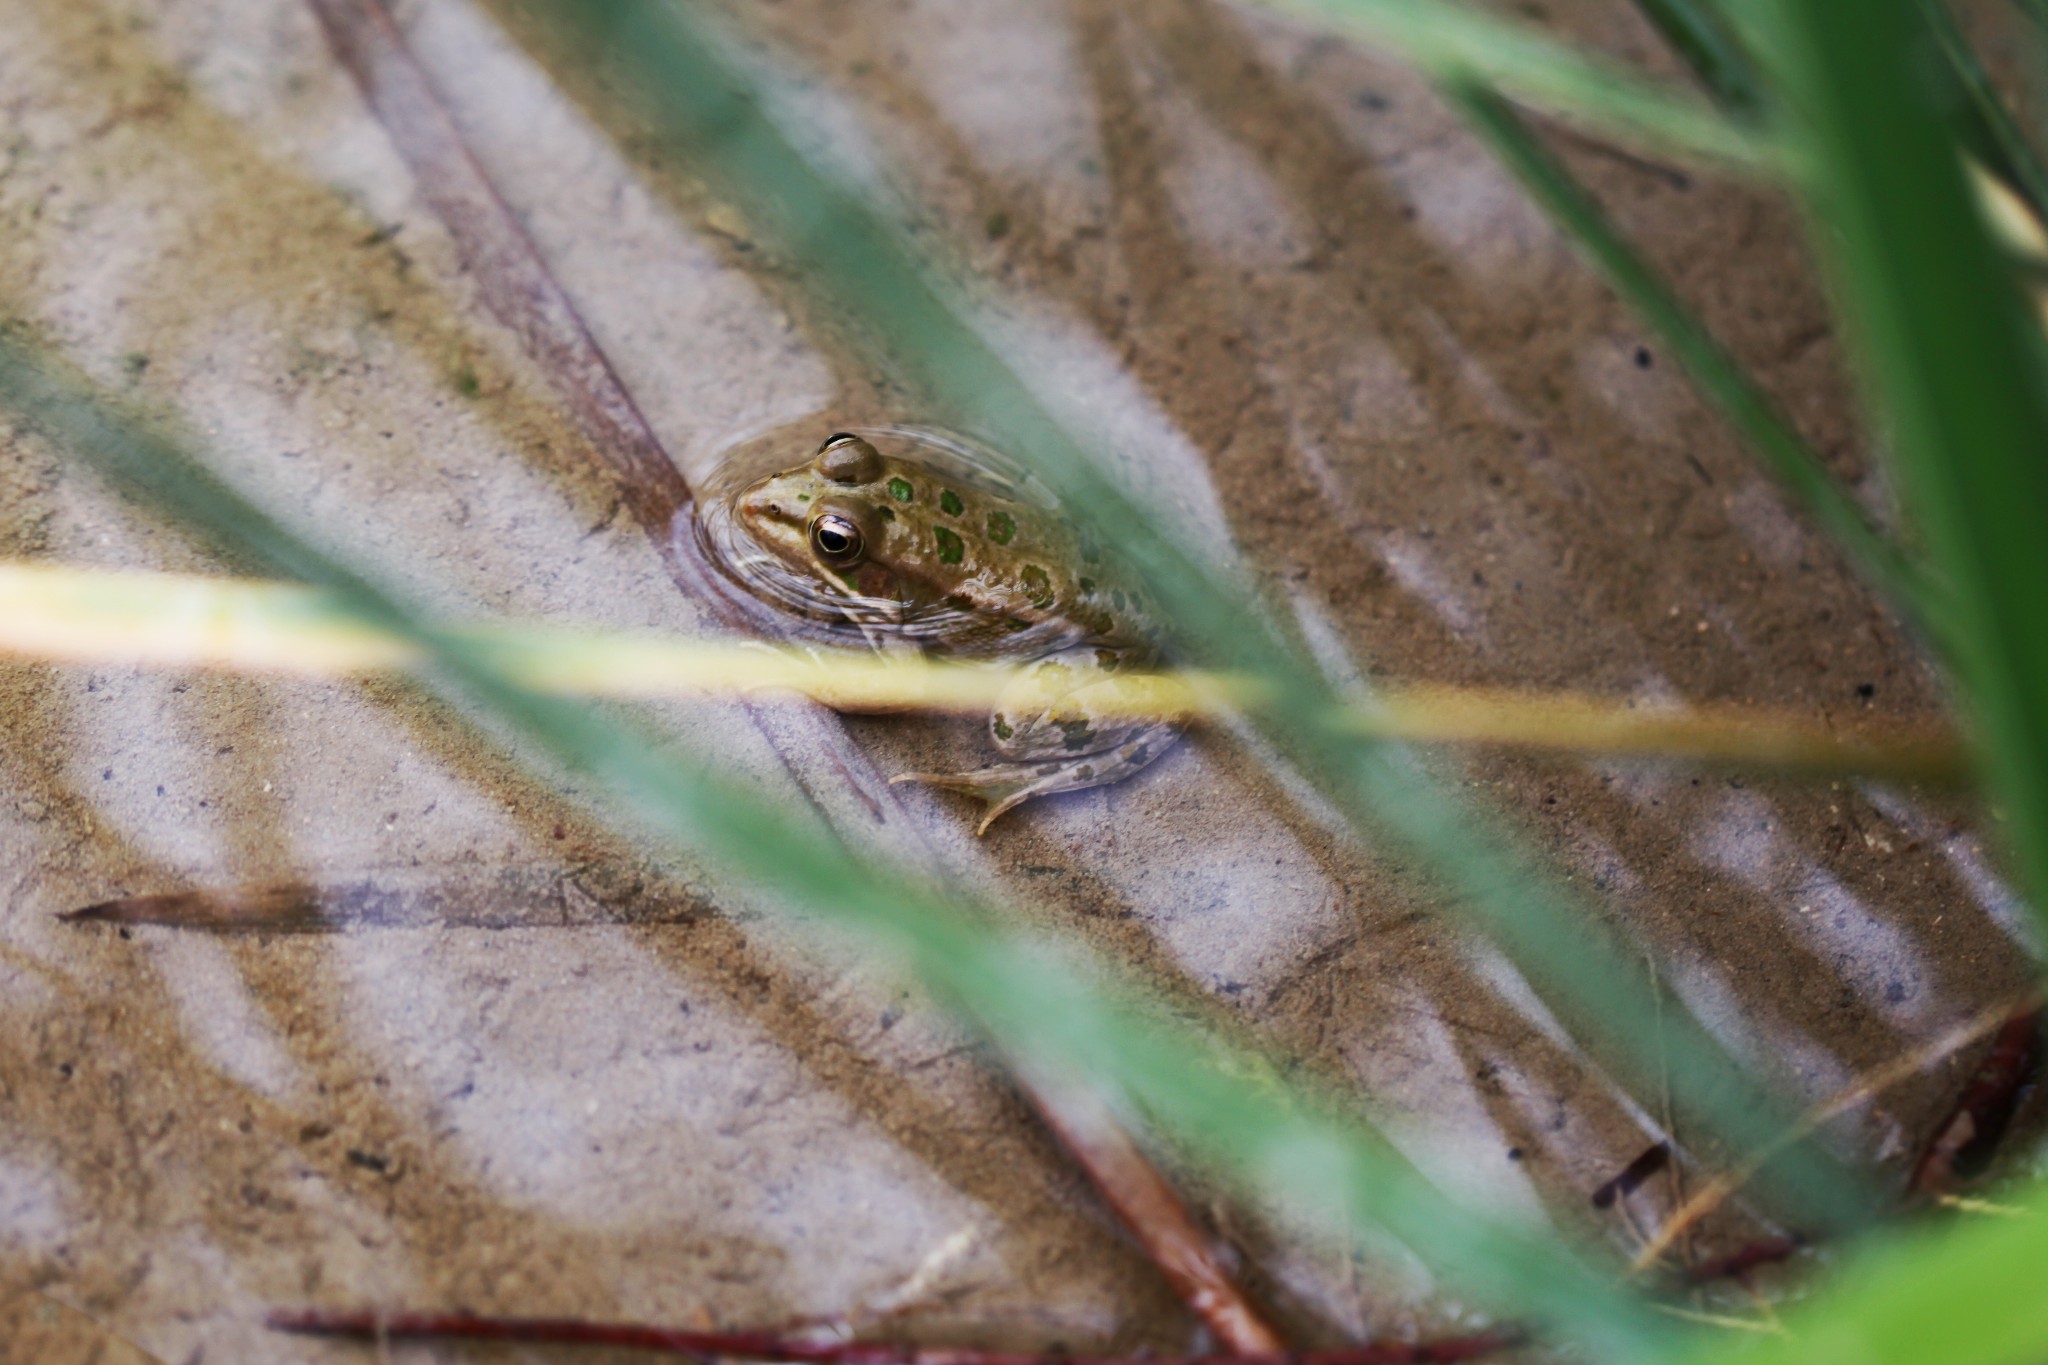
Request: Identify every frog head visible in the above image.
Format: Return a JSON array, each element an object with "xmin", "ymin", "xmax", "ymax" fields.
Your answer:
[{"xmin": 736, "ymin": 433, "xmax": 913, "ymax": 601}]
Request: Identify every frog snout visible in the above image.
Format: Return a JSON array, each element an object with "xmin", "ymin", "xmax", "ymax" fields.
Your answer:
[{"xmin": 737, "ymin": 486, "xmax": 782, "ymax": 523}]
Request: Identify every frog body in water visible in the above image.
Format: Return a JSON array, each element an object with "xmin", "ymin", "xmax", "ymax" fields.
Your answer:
[{"xmin": 731, "ymin": 432, "xmax": 1181, "ymax": 833}]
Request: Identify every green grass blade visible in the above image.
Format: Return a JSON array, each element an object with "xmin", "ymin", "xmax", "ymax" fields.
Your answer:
[
  {"xmin": 1767, "ymin": 0, "xmax": 2048, "ymax": 922},
  {"xmin": 0, "ymin": 329, "xmax": 1680, "ymax": 1362},
  {"xmin": 489, "ymin": 0, "xmax": 1870, "ymax": 1227},
  {"xmin": 1924, "ymin": 0, "xmax": 2048, "ymax": 222},
  {"xmin": 1628, "ymin": 0, "xmax": 1768, "ymax": 116},
  {"xmin": 1439, "ymin": 79, "xmax": 1945, "ymax": 640},
  {"xmin": 1685, "ymin": 1178, "xmax": 2048, "ymax": 1365},
  {"xmin": 1245, "ymin": 0, "xmax": 1779, "ymax": 170}
]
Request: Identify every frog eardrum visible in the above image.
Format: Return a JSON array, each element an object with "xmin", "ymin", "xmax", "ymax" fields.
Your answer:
[{"xmin": 817, "ymin": 432, "xmax": 884, "ymax": 484}]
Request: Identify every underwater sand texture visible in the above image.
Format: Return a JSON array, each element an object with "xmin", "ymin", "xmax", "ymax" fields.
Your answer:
[{"xmin": 0, "ymin": 0, "xmax": 2034, "ymax": 1359}]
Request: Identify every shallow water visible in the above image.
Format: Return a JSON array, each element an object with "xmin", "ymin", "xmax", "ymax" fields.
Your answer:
[{"xmin": 0, "ymin": 0, "xmax": 2038, "ymax": 1360}]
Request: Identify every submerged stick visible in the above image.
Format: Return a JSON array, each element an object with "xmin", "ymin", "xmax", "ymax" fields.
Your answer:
[
  {"xmin": 1679, "ymin": 1235, "xmax": 1805, "ymax": 1286},
  {"xmin": 1018, "ymin": 1071, "xmax": 1283, "ymax": 1353},
  {"xmin": 265, "ymin": 1310, "xmax": 1518, "ymax": 1363},
  {"xmin": 1909, "ymin": 1005, "xmax": 2044, "ymax": 1198}
]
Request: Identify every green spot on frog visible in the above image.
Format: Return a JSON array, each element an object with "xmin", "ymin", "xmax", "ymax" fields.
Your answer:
[
  {"xmin": 1078, "ymin": 577, "xmax": 1096, "ymax": 595},
  {"xmin": 796, "ymin": 493, "xmax": 810, "ymax": 502},
  {"xmin": 877, "ymin": 505, "xmax": 894, "ymax": 521},
  {"xmin": 934, "ymin": 526, "xmax": 965, "ymax": 564},
  {"xmin": 1057, "ymin": 718, "xmax": 1096, "ymax": 751},
  {"xmin": 993, "ymin": 717, "xmax": 1014, "ymax": 740},
  {"xmin": 1019, "ymin": 564, "xmax": 1055, "ymax": 608},
  {"xmin": 987, "ymin": 510, "xmax": 1016, "ymax": 544},
  {"xmin": 939, "ymin": 488, "xmax": 964, "ymax": 516},
  {"xmin": 1110, "ymin": 589, "xmax": 1128, "ymax": 611},
  {"xmin": 888, "ymin": 476, "xmax": 914, "ymax": 503},
  {"xmin": 1095, "ymin": 649, "xmax": 1118, "ymax": 670}
]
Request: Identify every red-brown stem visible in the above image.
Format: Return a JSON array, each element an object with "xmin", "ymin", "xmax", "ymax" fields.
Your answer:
[
  {"xmin": 1910, "ymin": 1005, "xmax": 2044, "ymax": 1197},
  {"xmin": 266, "ymin": 1310, "xmax": 1518, "ymax": 1364},
  {"xmin": 1680, "ymin": 1235, "xmax": 1804, "ymax": 1285},
  {"xmin": 1019, "ymin": 1072, "xmax": 1284, "ymax": 1352},
  {"xmin": 301, "ymin": 0, "xmax": 694, "ymax": 555},
  {"xmin": 300, "ymin": 0, "xmax": 1283, "ymax": 1347}
]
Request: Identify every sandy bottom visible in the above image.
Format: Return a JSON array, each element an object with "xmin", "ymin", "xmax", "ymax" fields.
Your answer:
[{"xmin": 0, "ymin": 0, "xmax": 2036, "ymax": 1360}]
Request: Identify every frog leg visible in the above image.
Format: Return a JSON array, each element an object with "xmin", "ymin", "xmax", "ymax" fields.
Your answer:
[{"xmin": 890, "ymin": 646, "xmax": 1183, "ymax": 834}]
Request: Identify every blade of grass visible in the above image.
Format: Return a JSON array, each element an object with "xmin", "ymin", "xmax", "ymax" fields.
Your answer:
[
  {"xmin": 1626, "ymin": 0, "xmax": 1768, "ymax": 117},
  {"xmin": 0, "ymin": 330, "xmax": 1677, "ymax": 1361},
  {"xmin": 482, "ymin": 0, "xmax": 1868, "ymax": 1228},
  {"xmin": 1769, "ymin": 0, "xmax": 2048, "ymax": 925},
  {"xmin": 1240, "ymin": 0, "xmax": 1778, "ymax": 170},
  {"xmin": 305, "ymin": 2, "xmax": 1282, "ymax": 1342},
  {"xmin": 1924, "ymin": 0, "xmax": 2048, "ymax": 223},
  {"xmin": 1433, "ymin": 80, "xmax": 1944, "ymax": 645},
  {"xmin": 1417, "ymin": 9, "xmax": 1942, "ymax": 639},
  {"xmin": 0, "ymin": 562, "xmax": 1967, "ymax": 780}
]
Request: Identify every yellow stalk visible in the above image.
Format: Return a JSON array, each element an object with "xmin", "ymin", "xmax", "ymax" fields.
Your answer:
[{"xmin": 0, "ymin": 561, "xmax": 1964, "ymax": 780}]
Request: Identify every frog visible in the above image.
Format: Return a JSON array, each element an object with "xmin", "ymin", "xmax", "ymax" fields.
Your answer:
[{"xmin": 730, "ymin": 431, "xmax": 1182, "ymax": 834}]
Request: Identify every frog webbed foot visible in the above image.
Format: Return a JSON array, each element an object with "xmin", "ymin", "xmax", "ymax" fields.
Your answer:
[
  {"xmin": 890, "ymin": 764, "xmax": 1074, "ymax": 836},
  {"xmin": 890, "ymin": 723, "xmax": 1177, "ymax": 835},
  {"xmin": 894, "ymin": 647, "xmax": 1183, "ymax": 833}
]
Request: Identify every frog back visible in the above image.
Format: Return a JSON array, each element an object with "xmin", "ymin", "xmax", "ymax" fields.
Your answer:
[{"xmin": 860, "ymin": 459, "xmax": 1154, "ymax": 658}]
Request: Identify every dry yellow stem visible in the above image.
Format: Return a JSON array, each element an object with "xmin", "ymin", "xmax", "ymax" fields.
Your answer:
[
  {"xmin": 1650, "ymin": 1303, "xmax": 1787, "ymax": 1335},
  {"xmin": 0, "ymin": 561, "xmax": 1965, "ymax": 779}
]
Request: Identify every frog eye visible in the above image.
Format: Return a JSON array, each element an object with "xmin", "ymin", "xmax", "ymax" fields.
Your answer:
[
  {"xmin": 809, "ymin": 512, "xmax": 865, "ymax": 565},
  {"xmin": 816, "ymin": 432, "xmax": 883, "ymax": 484}
]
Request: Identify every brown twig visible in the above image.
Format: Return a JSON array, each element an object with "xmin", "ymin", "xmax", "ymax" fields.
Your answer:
[
  {"xmin": 299, "ymin": 0, "xmax": 1282, "ymax": 1347},
  {"xmin": 305, "ymin": 0, "xmax": 690, "ymax": 540},
  {"xmin": 265, "ymin": 1311, "xmax": 1519, "ymax": 1363},
  {"xmin": 64, "ymin": 886, "xmax": 329, "ymax": 932},
  {"xmin": 1677, "ymin": 1235, "xmax": 1805, "ymax": 1287},
  {"xmin": 1020, "ymin": 1071, "xmax": 1284, "ymax": 1352},
  {"xmin": 1909, "ymin": 1005, "xmax": 2044, "ymax": 1198}
]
